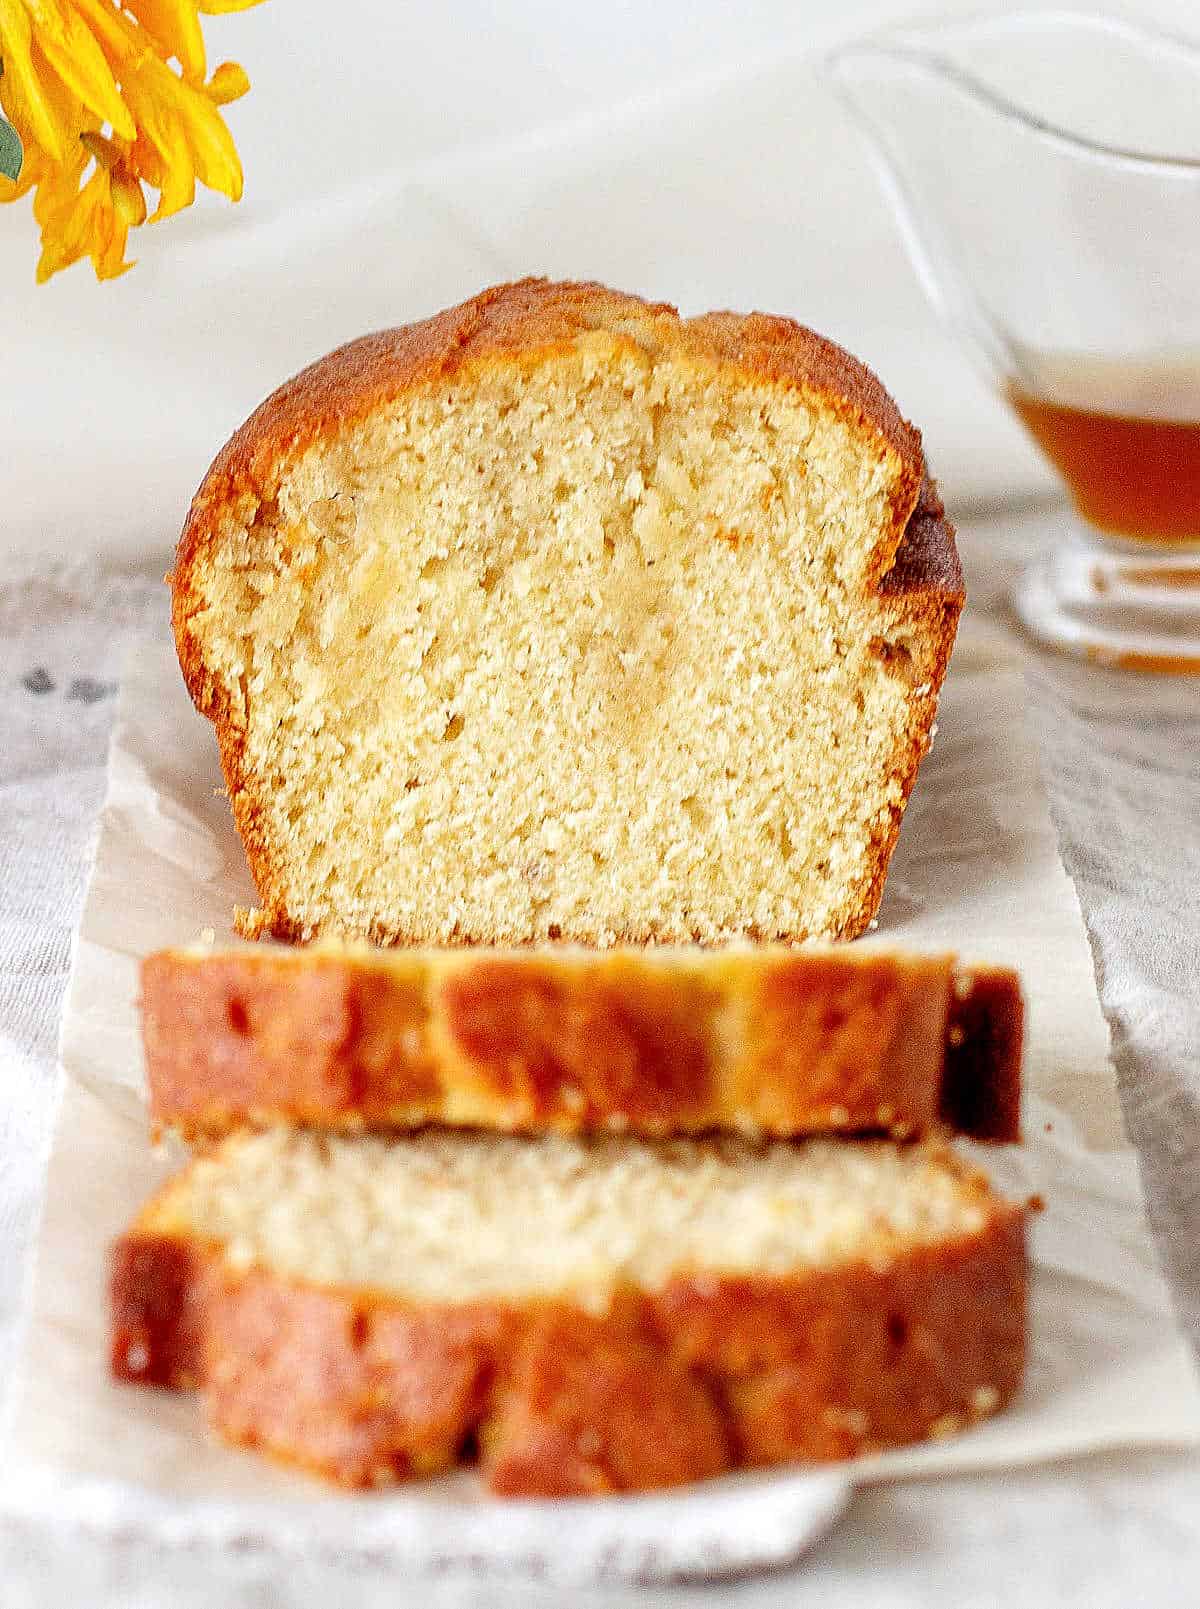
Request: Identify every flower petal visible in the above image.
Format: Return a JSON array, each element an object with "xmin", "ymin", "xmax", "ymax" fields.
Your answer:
[
  {"xmin": 206, "ymin": 59, "xmax": 250, "ymax": 105},
  {"xmin": 130, "ymin": 52, "xmax": 243, "ymax": 200},
  {"xmin": 125, "ymin": 0, "xmax": 207, "ymax": 82},
  {"xmin": 30, "ymin": 0, "xmax": 136, "ymax": 140},
  {"xmin": 123, "ymin": 71, "xmax": 195, "ymax": 217},
  {"xmin": 127, "ymin": 129, "xmax": 165, "ymax": 189},
  {"xmin": 69, "ymin": 0, "xmax": 145, "ymax": 70},
  {"xmin": 32, "ymin": 141, "xmax": 88, "ymax": 231},
  {"xmin": 111, "ymin": 165, "xmax": 147, "ymax": 226},
  {"xmin": 92, "ymin": 189, "xmax": 134, "ymax": 278},
  {"xmin": 173, "ymin": 78, "xmax": 242, "ymax": 198},
  {"xmin": 152, "ymin": 117, "xmax": 195, "ymax": 216},
  {"xmin": 0, "ymin": 0, "xmax": 69, "ymax": 158},
  {"xmin": 35, "ymin": 160, "xmax": 100, "ymax": 280}
]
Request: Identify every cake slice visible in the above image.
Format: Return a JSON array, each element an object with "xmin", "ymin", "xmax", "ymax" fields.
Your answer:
[
  {"xmin": 172, "ymin": 277, "xmax": 962, "ymax": 947},
  {"xmin": 110, "ymin": 1129, "xmax": 1027, "ymax": 1495},
  {"xmin": 141, "ymin": 944, "xmax": 1022, "ymax": 1142}
]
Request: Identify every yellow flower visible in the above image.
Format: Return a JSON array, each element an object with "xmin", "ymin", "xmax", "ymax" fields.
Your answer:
[{"xmin": 0, "ymin": 0, "xmax": 262, "ymax": 281}]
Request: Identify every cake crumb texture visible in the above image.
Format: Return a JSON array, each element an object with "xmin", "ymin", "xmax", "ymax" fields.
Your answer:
[
  {"xmin": 111, "ymin": 1129, "xmax": 1026, "ymax": 1494},
  {"xmin": 172, "ymin": 279, "xmax": 961, "ymax": 946}
]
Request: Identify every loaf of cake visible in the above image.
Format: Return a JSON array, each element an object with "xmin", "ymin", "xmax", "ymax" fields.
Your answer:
[
  {"xmin": 141, "ymin": 943, "xmax": 1022, "ymax": 1142},
  {"xmin": 111, "ymin": 1129, "xmax": 1026, "ymax": 1495},
  {"xmin": 172, "ymin": 278, "xmax": 963, "ymax": 947}
]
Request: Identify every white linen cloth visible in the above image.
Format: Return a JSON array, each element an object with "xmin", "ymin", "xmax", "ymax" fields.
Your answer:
[{"xmin": 3, "ymin": 0, "xmax": 1194, "ymax": 574}]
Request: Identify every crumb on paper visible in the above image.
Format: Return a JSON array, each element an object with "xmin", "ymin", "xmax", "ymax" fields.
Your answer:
[
  {"xmin": 971, "ymin": 1385, "xmax": 1000, "ymax": 1415},
  {"xmin": 122, "ymin": 1342, "xmax": 149, "ymax": 1375}
]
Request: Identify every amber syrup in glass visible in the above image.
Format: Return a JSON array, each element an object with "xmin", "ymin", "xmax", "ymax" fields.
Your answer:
[{"xmin": 1008, "ymin": 353, "xmax": 1200, "ymax": 546}]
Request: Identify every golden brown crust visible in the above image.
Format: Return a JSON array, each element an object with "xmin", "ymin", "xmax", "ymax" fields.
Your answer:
[
  {"xmin": 881, "ymin": 474, "xmax": 962, "ymax": 600},
  {"xmin": 140, "ymin": 947, "xmax": 1021, "ymax": 1143},
  {"xmin": 174, "ymin": 279, "xmax": 925, "ymax": 627},
  {"xmin": 171, "ymin": 279, "xmax": 962, "ymax": 948},
  {"xmin": 110, "ymin": 1207, "xmax": 1026, "ymax": 1496},
  {"xmin": 851, "ymin": 476, "xmax": 963, "ymax": 940},
  {"xmin": 941, "ymin": 966, "xmax": 1025, "ymax": 1142}
]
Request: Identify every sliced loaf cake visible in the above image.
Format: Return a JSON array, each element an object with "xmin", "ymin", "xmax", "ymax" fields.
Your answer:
[
  {"xmin": 172, "ymin": 278, "xmax": 962, "ymax": 946},
  {"xmin": 141, "ymin": 943, "xmax": 1022, "ymax": 1141},
  {"xmin": 111, "ymin": 1129, "xmax": 1026, "ymax": 1495}
]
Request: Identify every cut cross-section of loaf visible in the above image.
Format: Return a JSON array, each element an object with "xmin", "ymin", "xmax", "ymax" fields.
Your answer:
[
  {"xmin": 172, "ymin": 277, "xmax": 963, "ymax": 946},
  {"xmin": 141, "ymin": 944, "xmax": 1022, "ymax": 1141},
  {"xmin": 111, "ymin": 1130, "xmax": 1026, "ymax": 1496}
]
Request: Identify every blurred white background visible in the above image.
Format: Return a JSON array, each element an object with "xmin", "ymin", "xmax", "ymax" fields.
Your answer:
[{"xmin": 2, "ymin": 0, "xmax": 1196, "ymax": 568}]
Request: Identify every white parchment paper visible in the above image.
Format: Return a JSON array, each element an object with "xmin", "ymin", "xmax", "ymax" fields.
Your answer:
[{"xmin": 3, "ymin": 630, "xmax": 1198, "ymax": 1583}]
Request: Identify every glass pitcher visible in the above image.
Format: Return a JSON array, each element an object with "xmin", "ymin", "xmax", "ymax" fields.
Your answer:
[{"xmin": 827, "ymin": 10, "xmax": 1200, "ymax": 672}]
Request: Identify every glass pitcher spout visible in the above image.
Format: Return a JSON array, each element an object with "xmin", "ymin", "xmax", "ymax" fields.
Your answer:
[
  {"xmin": 825, "ymin": 11, "xmax": 1200, "ymax": 382},
  {"xmin": 828, "ymin": 11, "xmax": 1200, "ymax": 170},
  {"xmin": 826, "ymin": 10, "xmax": 1200, "ymax": 668}
]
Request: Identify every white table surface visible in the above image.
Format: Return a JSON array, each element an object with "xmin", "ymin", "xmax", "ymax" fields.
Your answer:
[
  {"xmin": 2, "ymin": 0, "xmax": 1196, "ymax": 573},
  {"xmin": 3, "ymin": 1, "xmax": 1199, "ymax": 1601},
  {"xmin": 16, "ymin": 0, "xmax": 1200, "ymax": 571}
]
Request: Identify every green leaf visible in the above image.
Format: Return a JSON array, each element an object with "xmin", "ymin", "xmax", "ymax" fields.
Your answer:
[{"xmin": 0, "ymin": 113, "xmax": 21, "ymax": 183}]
